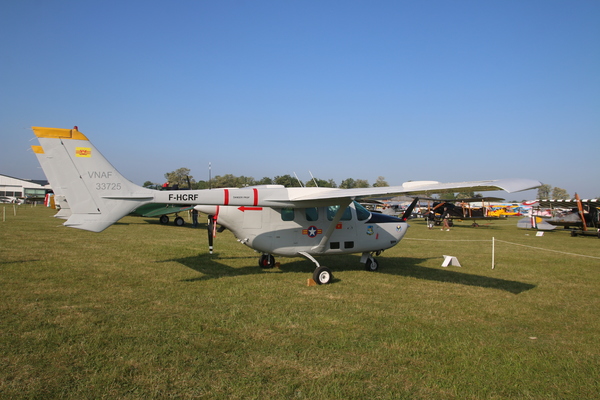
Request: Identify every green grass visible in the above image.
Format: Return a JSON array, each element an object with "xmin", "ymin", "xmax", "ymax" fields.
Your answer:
[{"xmin": 1, "ymin": 205, "xmax": 599, "ymax": 399}]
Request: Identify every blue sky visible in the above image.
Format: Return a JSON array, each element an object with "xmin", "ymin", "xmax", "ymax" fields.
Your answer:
[{"xmin": 2, "ymin": 1, "xmax": 599, "ymax": 199}]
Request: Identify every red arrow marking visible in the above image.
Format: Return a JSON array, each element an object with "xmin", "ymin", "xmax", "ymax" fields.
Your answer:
[{"xmin": 238, "ymin": 206, "xmax": 263, "ymax": 212}]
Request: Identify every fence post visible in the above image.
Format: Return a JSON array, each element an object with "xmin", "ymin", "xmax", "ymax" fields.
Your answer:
[{"xmin": 491, "ymin": 237, "xmax": 495, "ymax": 269}]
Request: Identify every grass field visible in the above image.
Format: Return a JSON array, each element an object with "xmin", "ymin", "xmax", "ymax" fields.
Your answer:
[{"xmin": 1, "ymin": 205, "xmax": 599, "ymax": 399}]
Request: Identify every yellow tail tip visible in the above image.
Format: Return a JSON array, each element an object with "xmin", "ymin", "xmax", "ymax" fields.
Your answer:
[{"xmin": 32, "ymin": 126, "xmax": 89, "ymax": 140}]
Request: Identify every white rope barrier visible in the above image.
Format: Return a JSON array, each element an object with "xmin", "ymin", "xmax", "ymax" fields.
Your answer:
[
  {"xmin": 404, "ymin": 238, "xmax": 489, "ymax": 242},
  {"xmin": 494, "ymin": 239, "xmax": 600, "ymax": 260},
  {"xmin": 404, "ymin": 236, "xmax": 600, "ymax": 269}
]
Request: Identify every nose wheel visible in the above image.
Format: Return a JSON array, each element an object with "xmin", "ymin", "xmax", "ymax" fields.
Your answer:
[
  {"xmin": 259, "ymin": 254, "xmax": 276, "ymax": 269},
  {"xmin": 361, "ymin": 252, "xmax": 380, "ymax": 272}
]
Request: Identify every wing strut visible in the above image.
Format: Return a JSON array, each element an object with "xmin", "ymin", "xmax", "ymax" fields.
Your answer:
[{"xmin": 311, "ymin": 198, "xmax": 352, "ymax": 253}]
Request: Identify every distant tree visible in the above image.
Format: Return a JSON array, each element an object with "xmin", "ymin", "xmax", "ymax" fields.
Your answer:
[
  {"xmin": 551, "ymin": 187, "xmax": 569, "ymax": 199},
  {"xmin": 143, "ymin": 180, "xmax": 156, "ymax": 188},
  {"xmin": 212, "ymin": 174, "xmax": 235, "ymax": 188},
  {"xmin": 537, "ymin": 184, "xmax": 552, "ymax": 199},
  {"xmin": 373, "ymin": 176, "xmax": 389, "ymax": 187},
  {"xmin": 194, "ymin": 180, "xmax": 209, "ymax": 190},
  {"xmin": 164, "ymin": 168, "xmax": 194, "ymax": 188},
  {"xmin": 327, "ymin": 179, "xmax": 338, "ymax": 188},
  {"xmin": 256, "ymin": 177, "xmax": 274, "ymax": 185},
  {"xmin": 306, "ymin": 178, "xmax": 335, "ymax": 187},
  {"xmin": 274, "ymin": 174, "xmax": 303, "ymax": 187},
  {"xmin": 211, "ymin": 174, "xmax": 256, "ymax": 188},
  {"xmin": 340, "ymin": 178, "xmax": 356, "ymax": 189},
  {"xmin": 238, "ymin": 176, "xmax": 257, "ymax": 187},
  {"xmin": 456, "ymin": 191, "xmax": 475, "ymax": 199},
  {"xmin": 439, "ymin": 192, "xmax": 457, "ymax": 200},
  {"xmin": 355, "ymin": 179, "xmax": 370, "ymax": 188}
]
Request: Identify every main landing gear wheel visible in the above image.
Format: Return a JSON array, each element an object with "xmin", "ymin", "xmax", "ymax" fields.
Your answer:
[
  {"xmin": 313, "ymin": 266, "xmax": 333, "ymax": 285},
  {"xmin": 159, "ymin": 215, "xmax": 169, "ymax": 225},
  {"xmin": 259, "ymin": 254, "xmax": 276, "ymax": 269},
  {"xmin": 174, "ymin": 216, "xmax": 185, "ymax": 227},
  {"xmin": 365, "ymin": 257, "xmax": 379, "ymax": 272}
]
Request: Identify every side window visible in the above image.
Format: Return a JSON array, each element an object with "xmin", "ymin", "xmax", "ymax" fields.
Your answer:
[
  {"xmin": 305, "ymin": 207, "xmax": 319, "ymax": 221},
  {"xmin": 327, "ymin": 205, "xmax": 352, "ymax": 221},
  {"xmin": 354, "ymin": 201, "xmax": 371, "ymax": 221},
  {"xmin": 281, "ymin": 208, "xmax": 295, "ymax": 221}
]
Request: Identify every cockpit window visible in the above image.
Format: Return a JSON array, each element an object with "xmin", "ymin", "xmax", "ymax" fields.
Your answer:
[
  {"xmin": 327, "ymin": 205, "xmax": 352, "ymax": 221},
  {"xmin": 354, "ymin": 201, "xmax": 371, "ymax": 221},
  {"xmin": 305, "ymin": 207, "xmax": 318, "ymax": 221},
  {"xmin": 281, "ymin": 208, "xmax": 294, "ymax": 221}
]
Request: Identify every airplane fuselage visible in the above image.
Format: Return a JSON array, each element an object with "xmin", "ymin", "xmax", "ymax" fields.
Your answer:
[{"xmin": 196, "ymin": 201, "xmax": 409, "ymax": 257}]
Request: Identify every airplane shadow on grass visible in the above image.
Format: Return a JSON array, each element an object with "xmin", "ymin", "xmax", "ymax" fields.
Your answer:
[{"xmin": 163, "ymin": 253, "xmax": 535, "ymax": 294}]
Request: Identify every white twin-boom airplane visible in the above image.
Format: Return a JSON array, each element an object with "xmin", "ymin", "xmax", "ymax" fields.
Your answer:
[{"xmin": 31, "ymin": 126, "xmax": 541, "ymax": 284}]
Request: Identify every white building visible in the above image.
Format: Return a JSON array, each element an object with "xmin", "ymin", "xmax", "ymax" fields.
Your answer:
[{"xmin": 0, "ymin": 174, "xmax": 50, "ymax": 201}]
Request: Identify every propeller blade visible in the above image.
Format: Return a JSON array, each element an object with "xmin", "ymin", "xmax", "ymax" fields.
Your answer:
[
  {"xmin": 401, "ymin": 197, "xmax": 419, "ymax": 222},
  {"xmin": 207, "ymin": 215, "xmax": 214, "ymax": 254}
]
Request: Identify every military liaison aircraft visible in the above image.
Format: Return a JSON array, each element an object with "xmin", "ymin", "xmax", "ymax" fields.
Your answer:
[{"xmin": 31, "ymin": 126, "xmax": 541, "ymax": 284}]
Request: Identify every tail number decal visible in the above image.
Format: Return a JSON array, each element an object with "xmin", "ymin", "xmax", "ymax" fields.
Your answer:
[
  {"xmin": 95, "ymin": 183, "xmax": 122, "ymax": 190},
  {"xmin": 168, "ymin": 193, "xmax": 199, "ymax": 201}
]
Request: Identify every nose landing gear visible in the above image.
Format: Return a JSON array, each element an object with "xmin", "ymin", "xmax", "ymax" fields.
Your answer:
[{"xmin": 361, "ymin": 252, "xmax": 380, "ymax": 272}]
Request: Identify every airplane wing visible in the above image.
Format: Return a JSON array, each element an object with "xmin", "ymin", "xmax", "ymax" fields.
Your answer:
[
  {"xmin": 30, "ymin": 126, "xmax": 542, "ymax": 232},
  {"xmin": 533, "ymin": 198, "xmax": 600, "ymax": 208},
  {"xmin": 283, "ymin": 179, "xmax": 540, "ymax": 204}
]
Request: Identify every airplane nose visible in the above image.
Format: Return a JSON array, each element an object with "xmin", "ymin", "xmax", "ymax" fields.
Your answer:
[
  {"xmin": 394, "ymin": 222, "xmax": 410, "ymax": 241},
  {"xmin": 194, "ymin": 205, "xmax": 218, "ymax": 215}
]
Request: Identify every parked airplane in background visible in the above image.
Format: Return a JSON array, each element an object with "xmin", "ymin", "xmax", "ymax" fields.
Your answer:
[
  {"xmin": 31, "ymin": 126, "xmax": 541, "ymax": 284},
  {"xmin": 517, "ymin": 194, "xmax": 600, "ymax": 237},
  {"xmin": 0, "ymin": 196, "xmax": 25, "ymax": 204},
  {"xmin": 423, "ymin": 197, "xmax": 508, "ymax": 227}
]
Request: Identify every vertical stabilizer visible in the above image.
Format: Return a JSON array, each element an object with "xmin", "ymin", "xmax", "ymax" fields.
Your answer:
[{"xmin": 32, "ymin": 127, "xmax": 154, "ymax": 232}]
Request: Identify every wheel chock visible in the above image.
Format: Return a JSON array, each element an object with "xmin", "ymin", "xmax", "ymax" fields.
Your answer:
[{"xmin": 307, "ymin": 278, "xmax": 317, "ymax": 286}]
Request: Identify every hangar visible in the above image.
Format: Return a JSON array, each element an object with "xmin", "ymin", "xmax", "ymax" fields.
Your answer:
[{"xmin": 0, "ymin": 173, "xmax": 50, "ymax": 202}]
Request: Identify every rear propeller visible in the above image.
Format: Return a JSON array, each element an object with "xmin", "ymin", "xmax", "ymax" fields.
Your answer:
[{"xmin": 207, "ymin": 214, "xmax": 216, "ymax": 254}]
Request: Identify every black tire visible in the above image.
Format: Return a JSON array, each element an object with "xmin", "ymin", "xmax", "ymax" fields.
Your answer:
[
  {"xmin": 365, "ymin": 258, "xmax": 379, "ymax": 272},
  {"xmin": 159, "ymin": 215, "xmax": 169, "ymax": 225},
  {"xmin": 174, "ymin": 216, "xmax": 185, "ymax": 227},
  {"xmin": 313, "ymin": 266, "xmax": 333, "ymax": 285},
  {"xmin": 259, "ymin": 254, "xmax": 275, "ymax": 269}
]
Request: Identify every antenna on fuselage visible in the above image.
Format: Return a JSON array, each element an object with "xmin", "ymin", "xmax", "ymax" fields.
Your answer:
[
  {"xmin": 293, "ymin": 172, "xmax": 304, "ymax": 187},
  {"xmin": 309, "ymin": 171, "xmax": 318, "ymax": 187}
]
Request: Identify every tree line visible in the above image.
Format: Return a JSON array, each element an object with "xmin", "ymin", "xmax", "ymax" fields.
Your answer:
[{"xmin": 143, "ymin": 167, "xmax": 390, "ymax": 190}]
